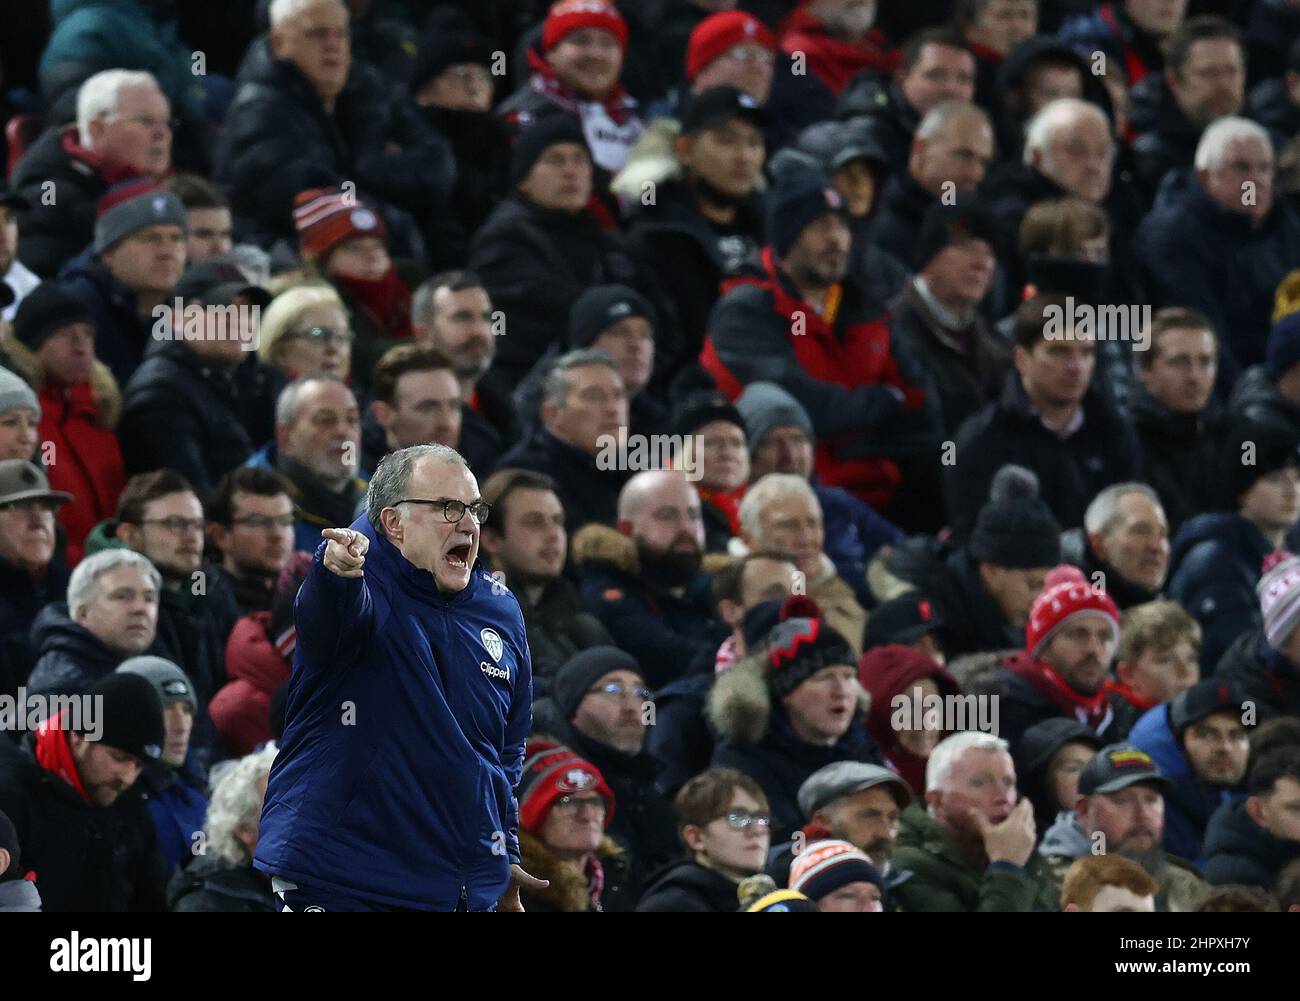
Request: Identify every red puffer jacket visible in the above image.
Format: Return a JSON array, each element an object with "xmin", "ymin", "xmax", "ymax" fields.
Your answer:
[{"xmin": 210, "ymin": 612, "xmax": 292, "ymax": 757}]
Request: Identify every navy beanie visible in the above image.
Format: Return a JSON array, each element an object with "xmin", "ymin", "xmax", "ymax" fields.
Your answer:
[
  {"xmin": 553, "ymin": 646, "xmax": 642, "ymax": 721},
  {"xmin": 767, "ymin": 170, "xmax": 847, "ymax": 259},
  {"xmin": 1265, "ymin": 312, "xmax": 1300, "ymax": 381}
]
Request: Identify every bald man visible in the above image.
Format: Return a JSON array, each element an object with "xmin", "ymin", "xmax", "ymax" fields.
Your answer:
[{"xmin": 578, "ymin": 470, "xmax": 728, "ymax": 688}]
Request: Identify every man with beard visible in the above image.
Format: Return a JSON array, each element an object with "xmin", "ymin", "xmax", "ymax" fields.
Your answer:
[
  {"xmin": 205, "ymin": 468, "xmax": 297, "ymax": 616},
  {"xmin": 1040, "ymin": 743, "xmax": 1208, "ymax": 910},
  {"xmin": 411, "ymin": 270, "xmax": 516, "ymax": 473},
  {"xmin": 577, "ymin": 470, "xmax": 727, "ymax": 690},
  {"xmin": 892, "ymin": 731, "xmax": 1058, "ymax": 911},
  {"xmin": 971, "ymin": 566, "xmax": 1124, "ymax": 751},
  {"xmin": 0, "ymin": 672, "xmax": 168, "ymax": 911},
  {"xmin": 701, "ymin": 169, "xmax": 936, "ymax": 518},
  {"xmin": 1129, "ymin": 679, "xmax": 1256, "ymax": 865},
  {"xmin": 534, "ymin": 646, "xmax": 681, "ymax": 906},
  {"xmin": 1079, "ymin": 484, "xmax": 1171, "ymax": 611},
  {"xmin": 479, "ymin": 468, "xmax": 612, "ymax": 689}
]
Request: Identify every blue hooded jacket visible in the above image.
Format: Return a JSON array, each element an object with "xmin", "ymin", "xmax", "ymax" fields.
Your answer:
[
  {"xmin": 1128, "ymin": 704, "xmax": 1238, "ymax": 868},
  {"xmin": 254, "ymin": 515, "xmax": 533, "ymax": 911}
]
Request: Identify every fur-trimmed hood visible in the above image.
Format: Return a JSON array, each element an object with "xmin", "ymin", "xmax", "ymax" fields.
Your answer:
[
  {"xmin": 518, "ymin": 828, "xmax": 626, "ymax": 913},
  {"xmin": 707, "ymin": 652, "xmax": 872, "ymax": 746},
  {"xmin": 572, "ymin": 522, "xmax": 733, "ymax": 577},
  {"xmin": 1, "ymin": 333, "xmax": 122, "ymax": 428},
  {"xmin": 610, "ymin": 117, "xmax": 683, "ymax": 205}
]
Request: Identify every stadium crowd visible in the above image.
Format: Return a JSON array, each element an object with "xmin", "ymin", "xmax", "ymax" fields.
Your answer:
[{"xmin": 1, "ymin": 0, "xmax": 1300, "ymax": 913}]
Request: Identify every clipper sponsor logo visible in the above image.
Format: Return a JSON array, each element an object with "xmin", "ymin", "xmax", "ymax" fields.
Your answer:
[
  {"xmin": 50, "ymin": 933, "xmax": 151, "ymax": 981},
  {"xmin": 481, "ymin": 661, "xmax": 510, "ymax": 682}
]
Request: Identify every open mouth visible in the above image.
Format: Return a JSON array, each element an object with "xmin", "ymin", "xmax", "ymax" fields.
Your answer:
[{"xmin": 445, "ymin": 543, "xmax": 472, "ymax": 570}]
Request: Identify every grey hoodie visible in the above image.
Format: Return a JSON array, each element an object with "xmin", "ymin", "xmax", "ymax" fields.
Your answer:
[
  {"xmin": 1039, "ymin": 810, "xmax": 1090, "ymax": 860},
  {"xmin": 0, "ymin": 878, "xmax": 42, "ymax": 912}
]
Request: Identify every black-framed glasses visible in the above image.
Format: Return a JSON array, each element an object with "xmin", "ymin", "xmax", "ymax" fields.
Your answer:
[
  {"xmin": 292, "ymin": 326, "xmax": 353, "ymax": 346},
  {"xmin": 587, "ymin": 682, "xmax": 654, "ymax": 702},
  {"xmin": 398, "ymin": 498, "xmax": 491, "ymax": 524},
  {"xmin": 717, "ymin": 810, "xmax": 771, "ymax": 831}
]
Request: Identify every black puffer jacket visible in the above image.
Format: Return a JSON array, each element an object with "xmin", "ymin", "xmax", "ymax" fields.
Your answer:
[
  {"xmin": 926, "ymin": 547, "xmax": 1023, "ymax": 658},
  {"xmin": 1228, "ymin": 364, "xmax": 1300, "ymax": 443},
  {"xmin": 944, "ymin": 374, "xmax": 1143, "ymax": 539},
  {"xmin": 1215, "ymin": 630, "xmax": 1300, "ymax": 719},
  {"xmin": 0, "ymin": 737, "xmax": 168, "ymax": 911},
  {"xmin": 1128, "ymin": 75, "xmax": 1205, "ymax": 204},
  {"xmin": 1131, "ymin": 389, "xmax": 1238, "ymax": 532},
  {"xmin": 120, "ymin": 343, "xmax": 259, "ymax": 494},
  {"xmin": 215, "ymin": 38, "xmax": 456, "ymax": 251},
  {"xmin": 870, "ymin": 172, "xmax": 936, "ymax": 267},
  {"xmin": 468, "ymin": 193, "xmax": 651, "ymax": 389},
  {"xmin": 0, "ymin": 558, "xmax": 69, "ymax": 703},
  {"xmin": 25, "ymin": 603, "xmax": 124, "ymax": 700},
  {"xmin": 1136, "ymin": 178, "xmax": 1300, "ymax": 369},
  {"xmin": 494, "ymin": 427, "xmax": 627, "ymax": 537},
  {"xmin": 167, "ymin": 853, "xmax": 276, "ymax": 912},
  {"xmin": 12, "ymin": 126, "xmax": 116, "ymax": 278},
  {"xmin": 838, "ymin": 77, "xmax": 919, "ymax": 178},
  {"xmin": 636, "ymin": 860, "xmax": 741, "ymax": 913},
  {"xmin": 1249, "ymin": 77, "xmax": 1300, "ymax": 152},
  {"xmin": 516, "ymin": 576, "xmax": 614, "ymax": 693},
  {"xmin": 1202, "ymin": 797, "xmax": 1300, "ymax": 890}
]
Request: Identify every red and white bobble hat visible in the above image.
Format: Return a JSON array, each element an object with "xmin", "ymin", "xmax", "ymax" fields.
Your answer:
[{"xmin": 1024, "ymin": 565, "xmax": 1120, "ymax": 659}]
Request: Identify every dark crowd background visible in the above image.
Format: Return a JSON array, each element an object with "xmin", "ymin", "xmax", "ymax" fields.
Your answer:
[{"xmin": 0, "ymin": 0, "xmax": 1298, "ymax": 915}]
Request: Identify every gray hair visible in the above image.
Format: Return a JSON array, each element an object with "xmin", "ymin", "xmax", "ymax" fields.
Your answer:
[
  {"xmin": 926, "ymin": 731, "xmax": 1010, "ymax": 794},
  {"xmin": 366, "ymin": 443, "xmax": 468, "ymax": 537},
  {"xmin": 76, "ymin": 69, "xmax": 161, "ymax": 147},
  {"xmin": 916, "ymin": 100, "xmax": 991, "ymax": 143},
  {"xmin": 269, "ymin": 0, "xmax": 345, "ymax": 30},
  {"xmin": 1194, "ymin": 116, "xmax": 1272, "ymax": 172},
  {"xmin": 67, "ymin": 549, "xmax": 161, "ymax": 617},
  {"xmin": 1084, "ymin": 482, "xmax": 1163, "ymax": 536},
  {"xmin": 204, "ymin": 743, "xmax": 278, "ymax": 866},
  {"xmin": 1023, "ymin": 98, "xmax": 1110, "ymax": 166},
  {"xmin": 274, "ymin": 372, "xmax": 351, "ymax": 428},
  {"xmin": 737, "ymin": 473, "xmax": 818, "ymax": 542},
  {"xmin": 540, "ymin": 347, "xmax": 619, "ymax": 410}
]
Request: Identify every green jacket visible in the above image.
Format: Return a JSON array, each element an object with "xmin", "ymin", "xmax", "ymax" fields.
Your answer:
[{"xmin": 891, "ymin": 804, "xmax": 1059, "ymax": 912}]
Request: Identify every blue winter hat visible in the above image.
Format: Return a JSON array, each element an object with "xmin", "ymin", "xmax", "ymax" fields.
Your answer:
[
  {"xmin": 767, "ymin": 169, "xmax": 847, "ymax": 259},
  {"xmin": 1265, "ymin": 311, "xmax": 1300, "ymax": 380}
]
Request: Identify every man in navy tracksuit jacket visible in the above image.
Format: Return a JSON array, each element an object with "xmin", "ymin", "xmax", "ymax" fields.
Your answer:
[{"xmin": 254, "ymin": 444, "xmax": 536, "ymax": 911}]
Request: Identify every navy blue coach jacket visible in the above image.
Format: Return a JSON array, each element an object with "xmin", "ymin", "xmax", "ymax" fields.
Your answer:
[{"xmin": 254, "ymin": 514, "xmax": 533, "ymax": 910}]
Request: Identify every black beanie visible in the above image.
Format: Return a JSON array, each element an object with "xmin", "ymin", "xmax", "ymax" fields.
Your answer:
[
  {"xmin": 509, "ymin": 114, "xmax": 590, "ymax": 187},
  {"xmin": 913, "ymin": 200, "xmax": 1001, "ymax": 272},
  {"xmin": 83, "ymin": 673, "xmax": 165, "ymax": 762},
  {"xmin": 13, "ymin": 283, "xmax": 94, "ymax": 351},
  {"xmin": 767, "ymin": 169, "xmax": 847, "ymax": 259},
  {"xmin": 762, "ymin": 596, "xmax": 855, "ymax": 697},
  {"xmin": 409, "ymin": 29, "xmax": 494, "ymax": 92},
  {"xmin": 671, "ymin": 390, "xmax": 745, "ymax": 440},
  {"xmin": 0, "ymin": 808, "xmax": 20, "ymax": 881},
  {"xmin": 554, "ymin": 646, "xmax": 642, "ymax": 721},
  {"xmin": 969, "ymin": 465, "xmax": 1062, "ymax": 568},
  {"xmin": 1224, "ymin": 422, "xmax": 1300, "ymax": 508},
  {"xmin": 569, "ymin": 284, "xmax": 655, "ymax": 348}
]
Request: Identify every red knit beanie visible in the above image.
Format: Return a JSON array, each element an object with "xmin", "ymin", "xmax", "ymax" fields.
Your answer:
[
  {"xmin": 1024, "ymin": 565, "xmax": 1120, "ymax": 659},
  {"xmin": 518, "ymin": 740, "xmax": 615, "ymax": 835},
  {"xmin": 292, "ymin": 188, "xmax": 388, "ymax": 262},
  {"xmin": 542, "ymin": 0, "xmax": 628, "ymax": 53},
  {"xmin": 687, "ymin": 12, "xmax": 775, "ymax": 82}
]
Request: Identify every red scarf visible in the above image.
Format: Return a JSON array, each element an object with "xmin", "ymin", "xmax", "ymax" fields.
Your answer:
[
  {"xmin": 34, "ymin": 711, "xmax": 90, "ymax": 803},
  {"xmin": 1102, "ymin": 678, "xmax": 1157, "ymax": 711},
  {"xmin": 333, "ymin": 268, "xmax": 412, "ymax": 341},
  {"xmin": 967, "ymin": 40, "xmax": 1004, "ymax": 65},
  {"xmin": 60, "ymin": 127, "xmax": 151, "ymax": 187},
  {"xmin": 1004, "ymin": 651, "xmax": 1114, "ymax": 732},
  {"xmin": 699, "ymin": 483, "xmax": 746, "ymax": 537},
  {"xmin": 586, "ymin": 853, "xmax": 606, "ymax": 910},
  {"xmin": 524, "ymin": 48, "xmax": 637, "ymax": 125},
  {"xmin": 778, "ymin": 8, "xmax": 899, "ymax": 95}
]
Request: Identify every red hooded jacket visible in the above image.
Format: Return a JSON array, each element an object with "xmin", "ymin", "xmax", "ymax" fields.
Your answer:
[
  {"xmin": 210, "ymin": 612, "xmax": 292, "ymax": 757},
  {"xmin": 859, "ymin": 644, "xmax": 959, "ymax": 797},
  {"xmin": 778, "ymin": 6, "xmax": 900, "ymax": 96}
]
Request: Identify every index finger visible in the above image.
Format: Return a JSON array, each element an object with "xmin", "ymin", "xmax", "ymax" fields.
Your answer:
[{"xmin": 321, "ymin": 527, "xmax": 354, "ymax": 544}]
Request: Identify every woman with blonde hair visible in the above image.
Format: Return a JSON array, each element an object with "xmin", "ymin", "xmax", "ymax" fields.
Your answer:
[{"xmin": 257, "ymin": 283, "xmax": 354, "ymax": 384}]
